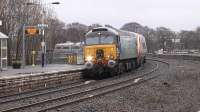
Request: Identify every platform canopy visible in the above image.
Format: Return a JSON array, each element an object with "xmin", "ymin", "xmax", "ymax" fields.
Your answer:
[{"xmin": 0, "ymin": 32, "xmax": 9, "ymax": 39}]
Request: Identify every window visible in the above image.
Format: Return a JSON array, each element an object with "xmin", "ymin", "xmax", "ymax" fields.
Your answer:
[
  {"xmin": 85, "ymin": 36, "xmax": 116, "ymax": 45},
  {"xmin": 85, "ymin": 37, "xmax": 99, "ymax": 45},
  {"xmin": 101, "ymin": 36, "xmax": 114, "ymax": 44},
  {"xmin": 63, "ymin": 47, "xmax": 69, "ymax": 49},
  {"xmin": 56, "ymin": 47, "xmax": 61, "ymax": 49},
  {"xmin": 73, "ymin": 46, "xmax": 80, "ymax": 49}
]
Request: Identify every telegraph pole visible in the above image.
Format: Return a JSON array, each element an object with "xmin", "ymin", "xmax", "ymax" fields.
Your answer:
[
  {"xmin": 41, "ymin": 23, "xmax": 45, "ymax": 67},
  {"xmin": 22, "ymin": 24, "xmax": 25, "ymax": 68}
]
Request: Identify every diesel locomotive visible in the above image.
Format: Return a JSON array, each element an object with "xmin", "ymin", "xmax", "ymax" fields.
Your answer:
[{"xmin": 83, "ymin": 27, "xmax": 147, "ymax": 78}]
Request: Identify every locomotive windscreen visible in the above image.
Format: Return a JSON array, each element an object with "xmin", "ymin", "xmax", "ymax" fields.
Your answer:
[
  {"xmin": 85, "ymin": 36, "xmax": 116, "ymax": 45},
  {"xmin": 85, "ymin": 27, "xmax": 119, "ymax": 45}
]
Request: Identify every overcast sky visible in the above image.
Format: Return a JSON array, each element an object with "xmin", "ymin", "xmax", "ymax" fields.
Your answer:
[{"xmin": 44, "ymin": 0, "xmax": 200, "ymax": 31}]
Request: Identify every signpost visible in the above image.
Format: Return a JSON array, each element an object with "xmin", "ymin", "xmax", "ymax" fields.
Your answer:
[
  {"xmin": 37, "ymin": 24, "xmax": 48, "ymax": 28},
  {"xmin": 22, "ymin": 25, "xmax": 25, "ymax": 68}
]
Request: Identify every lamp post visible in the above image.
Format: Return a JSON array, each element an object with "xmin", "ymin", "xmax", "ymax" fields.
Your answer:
[{"xmin": 26, "ymin": 2, "xmax": 60, "ymax": 67}]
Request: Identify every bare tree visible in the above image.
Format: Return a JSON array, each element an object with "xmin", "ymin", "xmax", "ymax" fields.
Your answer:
[{"xmin": 0, "ymin": 0, "xmax": 60, "ymax": 65}]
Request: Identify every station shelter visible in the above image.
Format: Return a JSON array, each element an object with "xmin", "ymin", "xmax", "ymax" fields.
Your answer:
[{"xmin": 0, "ymin": 32, "xmax": 8, "ymax": 70}]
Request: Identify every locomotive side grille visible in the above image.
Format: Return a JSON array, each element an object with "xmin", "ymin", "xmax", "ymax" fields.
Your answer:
[{"xmin": 96, "ymin": 49, "xmax": 104, "ymax": 59}]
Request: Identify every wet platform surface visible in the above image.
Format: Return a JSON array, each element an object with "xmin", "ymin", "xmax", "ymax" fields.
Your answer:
[{"xmin": 0, "ymin": 64, "xmax": 85, "ymax": 79}]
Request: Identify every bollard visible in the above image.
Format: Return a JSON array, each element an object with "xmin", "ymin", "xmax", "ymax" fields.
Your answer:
[{"xmin": 32, "ymin": 50, "xmax": 36, "ymax": 67}]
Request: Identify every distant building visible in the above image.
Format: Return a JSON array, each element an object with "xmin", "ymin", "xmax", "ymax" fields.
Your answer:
[{"xmin": 171, "ymin": 38, "xmax": 184, "ymax": 50}]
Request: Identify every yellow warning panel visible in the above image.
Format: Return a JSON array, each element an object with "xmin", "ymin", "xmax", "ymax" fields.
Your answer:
[{"xmin": 25, "ymin": 27, "xmax": 39, "ymax": 36}]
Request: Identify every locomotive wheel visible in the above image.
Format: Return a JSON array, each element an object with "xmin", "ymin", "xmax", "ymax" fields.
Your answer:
[
  {"xmin": 126, "ymin": 62, "xmax": 132, "ymax": 72},
  {"xmin": 131, "ymin": 60, "xmax": 136, "ymax": 70},
  {"xmin": 103, "ymin": 68, "xmax": 111, "ymax": 78},
  {"xmin": 118, "ymin": 63, "xmax": 126, "ymax": 74},
  {"xmin": 135, "ymin": 59, "xmax": 141, "ymax": 69},
  {"xmin": 125, "ymin": 63, "xmax": 129, "ymax": 72},
  {"xmin": 143, "ymin": 57, "xmax": 146, "ymax": 63},
  {"xmin": 82, "ymin": 69, "xmax": 91, "ymax": 78},
  {"xmin": 117, "ymin": 63, "xmax": 122, "ymax": 75},
  {"xmin": 113, "ymin": 66, "xmax": 119, "ymax": 76},
  {"xmin": 82, "ymin": 69, "xmax": 97, "ymax": 79},
  {"xmin": 96, "ymin": 67, "xmax": 104, "ymax": 79}
]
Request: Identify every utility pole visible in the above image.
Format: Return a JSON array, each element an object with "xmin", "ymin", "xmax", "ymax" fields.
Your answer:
[
  {"xmin": 22, "ymin": 24, "xmax": 25, "ymax": 68},
  {"xmin": 41, "ymin": 22, "xmax": 45, "ymax": 67}
]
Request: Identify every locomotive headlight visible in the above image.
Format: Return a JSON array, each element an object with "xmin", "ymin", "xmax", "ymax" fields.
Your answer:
[
  {"xmin": 108, "ymin": 55, "xmax": 114, "ymax": 59},
  {"xmin": 86, "ymin": 56, "xmax": 93, "ymax": 61},
  {"xmin": 110, "ymin": 55, "xmax": 114, "ymax": 59}
]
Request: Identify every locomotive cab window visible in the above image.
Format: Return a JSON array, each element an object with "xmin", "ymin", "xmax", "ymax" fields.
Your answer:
[
  {"xmin": 73, "ymin": 46, "xmax": 80, "ymax": 49},
  {"xmin": 63, "ymin": 47, "xmax": 70, "ymax": 49},
  {"xmin": 100, "ymin": 36, "xmax": 116, "ymax": 44},
  {"xmin": 56, "ymin": 46, "xmax": 61, "ymax": 49},
  {"xmin": 85, "ymin": 37, "xmax": 99, "ymax": 45},
  {"xmin": 85, "ymin": 36, "xmax": 117, "ymax": 45}
]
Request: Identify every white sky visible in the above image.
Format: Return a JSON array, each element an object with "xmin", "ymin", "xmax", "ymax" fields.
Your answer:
[{"xmin": 44, "ymin": 0, "xmax": 200, "ymax": 31}]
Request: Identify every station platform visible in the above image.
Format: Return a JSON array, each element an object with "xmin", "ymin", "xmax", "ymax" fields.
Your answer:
[{"xmin": 0, "ymin": 64, "xmax": 85, "ymax": 80}]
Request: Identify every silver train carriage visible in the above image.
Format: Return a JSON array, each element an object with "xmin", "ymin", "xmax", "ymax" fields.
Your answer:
[{"xmin": 53, "ymin": 41, "xmax": 84, "ymax": 64}]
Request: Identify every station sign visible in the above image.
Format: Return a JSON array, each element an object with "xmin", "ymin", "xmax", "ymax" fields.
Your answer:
[
  {"xmin": 37, "ymin": 24, "xmax": 48, "ymax": 29},
  {"xmin": 25, "ymin": 26, "xmax": 39, "ymax": 36}
]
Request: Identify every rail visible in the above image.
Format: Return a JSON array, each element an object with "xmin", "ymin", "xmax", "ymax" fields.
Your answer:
[{"xmin": 0, "ymin": 58, "xmax": 169, "ymax": 112}]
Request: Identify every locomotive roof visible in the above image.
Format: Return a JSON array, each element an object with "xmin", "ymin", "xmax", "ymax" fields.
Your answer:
[
  {"xmin": 86, "ymin": 27, "xmax": 119, "ymax": 37},
  {"xmin": 118, "ymin": 30, "xmax": 140, "ymax": 37},
  {"xmin": 86, "ymin": 27, "xmax": 142, "ymax": 38}
]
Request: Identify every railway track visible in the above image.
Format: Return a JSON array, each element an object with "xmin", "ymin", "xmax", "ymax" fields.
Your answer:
[
  {"xmin": 0, "ymin": 58, "xmax": 169, "ymax": 112},
  {"xmin": 0, "ymin": 79, "xmax": 85, "ymax": 104}
]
